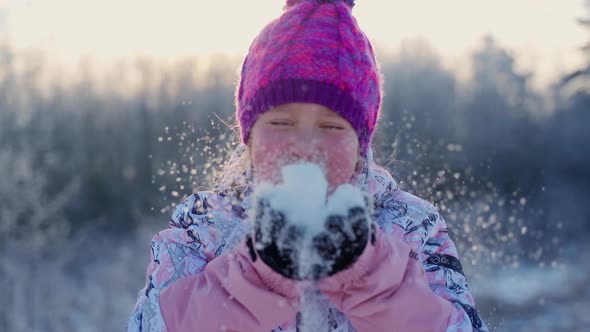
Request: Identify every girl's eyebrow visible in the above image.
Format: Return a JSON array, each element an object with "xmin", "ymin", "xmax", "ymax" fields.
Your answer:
[
  {"xmin": 319, "ymin": 111, "xmax": 346, "ymax": 120},
  {"xmin": 265, "ymin": 112, "xmax": 291, "ymax": 118},
  {"xmin": 264, "ymin": 108, "xmax": 290, "ymax": 115},
  {"xmin": 317, "ymin": 107, "xmax": 342, "ymax": 116}
]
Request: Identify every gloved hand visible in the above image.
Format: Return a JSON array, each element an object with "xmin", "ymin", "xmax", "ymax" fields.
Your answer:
[
  {"xmin": 309, "ymin": 200, "xmax": 375, "ymax": 280},
  {"xmin": 246, "ymin": 196, "xmax": 307, "ymax": 280},
  {"xmin": 245, "ymin": 167, "xmax": 375, "ymax": 281}
]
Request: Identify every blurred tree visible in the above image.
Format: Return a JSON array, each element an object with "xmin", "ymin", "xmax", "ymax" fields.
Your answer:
[
  {"xmin": 556, "ymin": 0, "xmax": 590, "ymax": 98},
  {"xmin": 0, "ymin": 148, "xmax": 79, "ymax": 331},
  {"xmin": 375, "ymin": 40, "xmax": 459, "ymax": 200},
  {"xmin": 458, "ymin": 36, "xmax": 543, "ymax": 195},
  {"xmin": 543, "ymin": 0, "xmax": 590, "ymax": 237}
]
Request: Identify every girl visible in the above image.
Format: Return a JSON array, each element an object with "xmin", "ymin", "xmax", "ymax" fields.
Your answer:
[{"xmin": 128, "ymin": 0, "xmax": 488, "ymax": 331}]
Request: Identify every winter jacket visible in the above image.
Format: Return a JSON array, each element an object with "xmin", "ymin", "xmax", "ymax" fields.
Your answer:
[{"xmin": 127, "ymin": 145, "xmax": 488, "ymax": 332}]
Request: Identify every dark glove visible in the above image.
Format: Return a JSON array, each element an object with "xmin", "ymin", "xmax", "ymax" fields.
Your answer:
[
  {"xmin": 309, "ymin": 203, "xmax": 375, "ymax": 280},
  {"xmin": 246, "ymin": 197, "xmax": 306, "ymax": 280}
]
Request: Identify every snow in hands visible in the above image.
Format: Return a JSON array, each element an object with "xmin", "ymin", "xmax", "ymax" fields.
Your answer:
[{"xmin": 252, "ymin": 162, "xmax": 371, "ymax": 280}]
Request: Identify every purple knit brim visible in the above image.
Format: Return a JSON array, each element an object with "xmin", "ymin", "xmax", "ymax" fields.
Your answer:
[{"xmin": 238, "ymin": 78, "xmax": 371, "ymax": 154}]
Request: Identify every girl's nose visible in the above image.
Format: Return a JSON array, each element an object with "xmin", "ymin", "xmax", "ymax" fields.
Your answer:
[{"xmin": 288, "ymin": 127, "xmax": 320, "ymax": 162}]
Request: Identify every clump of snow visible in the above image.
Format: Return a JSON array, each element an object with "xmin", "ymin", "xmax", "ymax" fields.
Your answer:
[
  {"xmin": 255, "ymin": 162, "xmax": 365, "ymax": 234},
  {"xmin": 256, "ymin": 162, "xmax": 329, "ymax": 234},
  {"xmin": 326, "ymin": 183, "xmax": 365, "ymax": 216}
]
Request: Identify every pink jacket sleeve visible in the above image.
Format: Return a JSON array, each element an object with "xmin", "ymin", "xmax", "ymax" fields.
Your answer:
[
  {"xmin": 318, "ymin": 226, "xmax": 456, "ymax": 332},
  {"xmin": 157, "ymin": 240, "xmax": 300, "ymax": 332},
  {"xmin": 128, "ymin": 231, "xmax": 301, "ymax": 332}
]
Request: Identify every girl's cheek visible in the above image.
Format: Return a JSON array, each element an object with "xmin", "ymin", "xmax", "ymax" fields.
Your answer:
[
  {"xmin": 252, "ymin": 146, "xmax": 281, "ymax": 183},
  {"xmin": 323, "ymin": 135, "xmax": 359, "ymax": 190},
  {"xmin": 328, "ymin": 154, "xmax": 356, "ymax": 185},
  {"xmin": 251, "ymin": 139, "xmax": 297, "ymax": 185}
]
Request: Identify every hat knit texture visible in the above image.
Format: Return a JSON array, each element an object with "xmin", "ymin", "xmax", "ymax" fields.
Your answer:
[{"xmin": 235, "ymin": 0, "xmax": 383, "ymax": 154}]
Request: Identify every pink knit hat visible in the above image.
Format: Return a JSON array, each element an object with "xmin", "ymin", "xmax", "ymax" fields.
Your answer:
[{"xmin": 235, "ymin": 0, "xmax": 383, "ymax": 155}]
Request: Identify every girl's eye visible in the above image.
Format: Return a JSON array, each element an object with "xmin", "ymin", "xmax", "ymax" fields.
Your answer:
[
  {"xmin": 321, "ymin": 124, "xmax": 345, "ymax": 130},
  {"xmin": 269, "ymin": 121, "xmax": 292, "ymax": 126}
]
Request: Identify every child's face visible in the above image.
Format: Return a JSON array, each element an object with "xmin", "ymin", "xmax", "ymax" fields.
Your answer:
[{"xmin": 249, "ymin": 103, "xmax": 360, "ymax": 193}]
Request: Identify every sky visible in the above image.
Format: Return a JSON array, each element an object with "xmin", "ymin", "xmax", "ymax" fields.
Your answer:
[{"xmin": 0, "ymin": 0, "xmax": 587, "ymax": 88}]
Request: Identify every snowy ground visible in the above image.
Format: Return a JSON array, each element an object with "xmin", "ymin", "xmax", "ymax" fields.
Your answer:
[{"xmin": 469, "ymin": 245, "xmax": 590, "ymax": 331}]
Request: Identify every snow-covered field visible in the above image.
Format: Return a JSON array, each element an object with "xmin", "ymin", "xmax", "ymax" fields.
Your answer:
[{"xmin": 472, "ymin": 259, "xmax": 590, "ymax": 331}]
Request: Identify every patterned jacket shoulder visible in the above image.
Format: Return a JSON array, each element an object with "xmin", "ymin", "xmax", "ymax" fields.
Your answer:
[{"xmin": 375, "ymin": 187, "xmax": 442, "ymax": 248}]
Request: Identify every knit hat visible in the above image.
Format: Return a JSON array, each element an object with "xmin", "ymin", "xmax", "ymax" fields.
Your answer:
[{"xmin": 235, "ymin": 0, "xmax": 383, "ymax": 155}]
